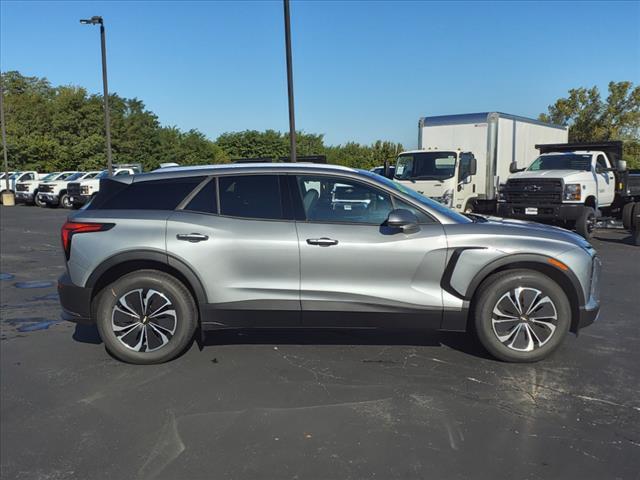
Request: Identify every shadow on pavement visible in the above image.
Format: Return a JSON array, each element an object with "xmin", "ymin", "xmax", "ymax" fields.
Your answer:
[{"xmin": 73, "ymin": 324, "xmax": 103, "ymax": 344}]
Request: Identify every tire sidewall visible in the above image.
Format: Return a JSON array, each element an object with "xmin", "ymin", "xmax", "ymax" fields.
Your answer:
[
  {"xmin": 96, "ymin": 271, "xmax": 197, "ymax": 364},
  {"xmin": 575, "ymin": 206, "xmax": 596, "ymax": 240},
  {"xmin": 60, "ymin": 193, "xmax": 71, "ymax": 209},
  {"xmin": 474, "ymin": 270, "xmax": 571, "ymax": 362}
]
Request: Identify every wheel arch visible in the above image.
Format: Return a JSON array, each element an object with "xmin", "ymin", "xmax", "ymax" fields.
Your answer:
[
  {"xmin": 86, "ymin": 250, "xmax": 207, "ymax": 319},
  {"xmin": 459, "ymin": 253, "xmax": 585, "ymax": 334}
]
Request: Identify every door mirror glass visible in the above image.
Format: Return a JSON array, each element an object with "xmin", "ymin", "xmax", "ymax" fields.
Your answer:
[
  {"xmin": 386, "ymin": 209, "xmax": 420, "ymax": 233},
  {"xmin": 617, "ymin": 160, "xmax": 627, "ymax": 172},
  {"xmin": 458, "ymin": 152, "xmax": 477, "ymax": 181}
]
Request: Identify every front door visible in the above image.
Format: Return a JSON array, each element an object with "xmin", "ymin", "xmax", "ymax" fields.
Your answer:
[
  {"xmin": 595, "ymin": 154, "xmax": 615, "ymax": 207},
  {"xmin": 166, "ymin": 174, "xmax": 301, "ymax": 327},
  {"xmin": 292, "ymin": 174, "xmax": 448, "ymax": 329}
]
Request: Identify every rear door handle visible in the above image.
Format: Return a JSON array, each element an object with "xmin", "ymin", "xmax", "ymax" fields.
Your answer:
[
  {"xmin": 176, "ymin": 233, "xmax": 209, "ymax": 243},
  {"xmin": 306, "ymin": 237, "xmax": 338, "ymax": 247}
]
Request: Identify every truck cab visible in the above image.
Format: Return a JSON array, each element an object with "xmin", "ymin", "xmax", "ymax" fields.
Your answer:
[
  {"xmin": 498, "ymin": 141, "xmax": 640, "ymax": 239},
  {"xmin": 1, "ymin": 171, "xmax": 39, "ymax": 204},
  {"xmin": 394, "ymin": 150, "xmax": 477, "ymax": 210}
]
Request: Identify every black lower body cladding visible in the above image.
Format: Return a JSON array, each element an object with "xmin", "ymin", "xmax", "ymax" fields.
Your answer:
[{"xmin": 58, "ymin": 272, "xmax": 93, "ymax": 323}]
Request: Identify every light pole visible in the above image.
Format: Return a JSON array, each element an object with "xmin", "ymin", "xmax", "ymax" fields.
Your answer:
[
  {"xmin": 283, "ymin": 0, "xmax": 296, "ymax": 162},
  {"xmin": 0, "ymin": 73, "xmax": 14, "ymax": 206},
  {"xmin": 80, "ymin": 15, "xmax": 113, "ymax": 175}
]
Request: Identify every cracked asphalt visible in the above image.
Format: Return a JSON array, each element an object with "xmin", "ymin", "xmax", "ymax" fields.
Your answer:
[{"xmin": 1, "ymin": 205, "xmax": 639, "ymax": 480}]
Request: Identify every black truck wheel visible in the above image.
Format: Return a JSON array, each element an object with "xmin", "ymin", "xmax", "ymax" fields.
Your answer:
[
  {"xmin": 632, "ymin": 203, "xmax": 640, "ymax": 246},
  {"xmin": 575, "ymin": 206, "xmax": 597, "ymax": 241},
  {"xmin": 622, "ymin": 202, "xmax": 635, "ymax": 230}
]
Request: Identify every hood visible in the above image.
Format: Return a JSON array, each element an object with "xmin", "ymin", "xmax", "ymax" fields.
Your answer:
[
  {"xmin": 477, "ymin": 215, "xmax": 592, "ymax": 250},
  {"xmin": 509, "ymin": 170, "xmax": 592, "ymax": 182}
]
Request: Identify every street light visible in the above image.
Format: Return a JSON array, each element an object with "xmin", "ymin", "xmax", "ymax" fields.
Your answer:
[
  {"xmin": 283, "ymin": 0, "xmax": 296, "ymax": 163},
  {"xmin": 80, "ymin": 15, "xmax": 113, "ymax": 175}
]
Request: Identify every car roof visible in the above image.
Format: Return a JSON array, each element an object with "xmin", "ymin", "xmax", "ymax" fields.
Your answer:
[{"xmin": 136, "ymin": 162, "xmax": 358, "ymax": 182}]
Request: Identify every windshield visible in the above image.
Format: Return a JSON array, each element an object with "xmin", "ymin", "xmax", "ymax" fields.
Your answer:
[
  {"xmin": 42, "ymin": 172, "xmax": 61, "ymax": 181},
  {"xmin": 57, "ymin": 172, "xmax": 76, "ymax": 181},
  {"xmin": 95, "ymin": 170, "xmax": 110, "ymax": 179},
  {"xmin": 359, "ymin": 170, "xmax": 471, "ymax": 223},
  {"xmin": 66, "ymin": 172, "xmax": 85, "ymax": 181},
  {"xmin": 527, "ymin": 154, "xmax": 592, "ymax": 171},
  {"xmin": 9, "ymin": 172, "xmax": 22, "ymax": 180},
  {"xmin": 394, "ymin": 152, "xmax": 457, "ymax": 180}
]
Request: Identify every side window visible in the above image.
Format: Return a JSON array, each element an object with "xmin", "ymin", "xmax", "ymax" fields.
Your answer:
[
  {"xmin": 22, "ymin": 173, "xmax": 34, "ymax": 181},
  {"xmin": 219, "ymin": 175, "xmax": 283, "ymax": 220},
  {"xmin": 393, "ymin": 198, "xmax": 434, "ymax": 224},
  {"xmin": 94, "ymin": 177, "xmax": 205, "ymax": 210},
  {"xmin": 184, "ymin": 178, "xmax": 217, "ymax": 214},
  {"xmin": 116, "ymin": 170, "xmax": 131, "ymax": 176},
  {"xmin": 297, "ymin": 175, "xmax": 393, "ymax": 225},
  {"xmin": 596, "ymin": 155, "xmax": 608, "ymax": 170}
]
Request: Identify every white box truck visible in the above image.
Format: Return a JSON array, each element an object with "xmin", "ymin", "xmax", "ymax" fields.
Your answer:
[{"xmin": 393, "ymin": 112, "xmax": 568, "ymax": 213}]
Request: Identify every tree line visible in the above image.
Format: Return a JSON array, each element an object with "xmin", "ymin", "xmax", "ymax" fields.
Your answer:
[{"xmin": 1, "ymin": 71, "xmax": 638, "ymax": 173}]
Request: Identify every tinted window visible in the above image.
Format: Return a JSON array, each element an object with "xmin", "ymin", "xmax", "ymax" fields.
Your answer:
[
  {"xmin": 596, "ymin": 155, "xmax": 608, "ymax": 169},
  {"xmin": 185, "ymin": 178, "xmax": 217, "ymax": 214},
  {"xmin": 219, "ymin": 175, "xmax": 283, "ymax": 220},
  {"xmin": 393, "ymin": 198, "xmax": 434, "ymax": 224},
  {"xmin": 95, "ymin": 177, "xmax": 204, "ymax": 210},
  {"xmin": 297, "ymin": 175, "xmax": 393, "ymax": 224}
]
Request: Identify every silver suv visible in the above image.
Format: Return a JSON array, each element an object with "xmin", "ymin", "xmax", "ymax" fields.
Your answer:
[{"xmin": 58, "ymin": 163, "xmax": 601, "ymax": 364}]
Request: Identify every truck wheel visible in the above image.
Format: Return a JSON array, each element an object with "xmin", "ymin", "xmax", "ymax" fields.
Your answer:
[
  {"xmin": 95, "ymin": 270, "xmax": 198, "ymax": 364},
  {"xmin": 575, "ymin": 206, "xmax": 597, "ymax": 240},
  {"xmin": 34, "ymin": 192, "xmax": 45, "ymax": 208},
  {"xmin": 473, "ymin": 269, "xmax": 571, "ymax": 362},
  {"xmin": 60, "ymin": 194, "xmax": 72, "ymax": 209},
  {"xmin": 622, "ymin": 202, "xmax": 635, "ymax": 230},
  {"xmin": 632, "ymin": 204, "xmax": 640, "ymax": 246}
]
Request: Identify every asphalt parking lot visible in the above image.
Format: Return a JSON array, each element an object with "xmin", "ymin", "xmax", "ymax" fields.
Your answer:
[{"xmin": 1, "ymin": 205, "xmax": 639, "ymax": 480}]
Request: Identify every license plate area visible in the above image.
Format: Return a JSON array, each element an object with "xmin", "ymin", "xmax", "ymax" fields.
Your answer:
[{"xmin": 525, "ymin": 207, "xmax": 538, "ymax": 215}]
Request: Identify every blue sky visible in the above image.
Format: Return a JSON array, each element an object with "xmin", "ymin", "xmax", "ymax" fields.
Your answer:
[{"xmin": 1, "ymin": 0, "xmax": 639, "ymax": 148}]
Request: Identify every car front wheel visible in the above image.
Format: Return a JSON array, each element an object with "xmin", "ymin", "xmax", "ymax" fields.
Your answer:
[
  {"xmin": 95, "ymin": 270, "xmax": 198, "ymax": 364},
  {"xmin": 473, "ymin": 269, "xmax": 571, "ymax": 362}
]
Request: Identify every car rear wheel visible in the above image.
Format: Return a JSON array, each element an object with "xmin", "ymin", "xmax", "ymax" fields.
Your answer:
[
  {"xmin": 473, "ymin": 269, "xmax": 571, "ymax": 362},
  {"xmin": 95, "ymin": 270, "xmax": 197, "ymax": 364}
]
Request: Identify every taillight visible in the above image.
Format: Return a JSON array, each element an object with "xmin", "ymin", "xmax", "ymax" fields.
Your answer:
[{"xmin": 61, "ymin": 221, "xmax": 114, "ymax": 260}]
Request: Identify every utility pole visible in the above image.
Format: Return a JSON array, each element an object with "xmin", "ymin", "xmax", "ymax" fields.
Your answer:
[
  {"xmin": 0, "ymin": 73, "xmax": 14, "ymax": 206},
  {"xmin": 80, "ymin": 16, "xmax": 113, "ymax": 175},
  {"xmin": 283, "ymin": 0, "xmax": 296, "ymax": 162}
]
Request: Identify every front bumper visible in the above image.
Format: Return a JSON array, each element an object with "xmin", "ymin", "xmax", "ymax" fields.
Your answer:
[
  {"xmin": 70, "ymin": 194, "xmax": 91, "ymax": 206},
  {"xmin": 58, "ymin": 272, "xmax": 93, "ymax": 323},
  {"xmin": 497, "ymin": 202, "xmax": 585, "ymax": 222},
  {"xmin": 38, "ymin": 193, "xmax": 60, "ymax": 205},
  {"xmin": 15, "ymin": 192, "xmax": 34, "ymax": 203}
]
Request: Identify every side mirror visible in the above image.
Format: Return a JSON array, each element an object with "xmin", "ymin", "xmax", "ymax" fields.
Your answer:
[
  {"xmin": 617, "ymin": 160, "xmax": 627, "ymax": 172},
  {"xmin": 386, "ymin": 209, "xmax": 420, "ymax": 233},
  {"xmin": 509, "ymin": 162, "xmax": 524, "ymax": 174},
  {"xmin": 468, "ymin": 157, "xmax": 477, "ymax": 176}
]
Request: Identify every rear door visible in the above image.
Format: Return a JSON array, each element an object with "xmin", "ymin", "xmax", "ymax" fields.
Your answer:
[
  {"xmin": 291, "ymin": 174, "xmax": 448, "ymax": 329},
  {"xmin": 166, "ymin": 174, "xmax": 301, "ymax": 328}
]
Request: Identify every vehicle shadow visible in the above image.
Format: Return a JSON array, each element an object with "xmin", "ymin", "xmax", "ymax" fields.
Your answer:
[
  {"xmin": 72, "ymin": 324, "xmax": 493, "ymax": 360},
  {"xmin": 592, "ymin": 233, "xmax": 636, "ymax": 245}
]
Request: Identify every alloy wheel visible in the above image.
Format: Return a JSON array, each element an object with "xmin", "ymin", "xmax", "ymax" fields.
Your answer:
[
  {"xmin": 111, "ymin": 288, "xmax": 177, "ymax": 352},
  {"xmin": 491, "ymin": 287, "xmax": 558, "ymax": 352}
]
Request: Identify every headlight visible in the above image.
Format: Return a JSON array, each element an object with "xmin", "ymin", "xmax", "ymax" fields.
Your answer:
[
  {"xmin": 564, "ymin": 183, "xmax": 581, "ymax": 201},
  {"xmin": 440, "ymin": 189, "xmax": 453, "ymax": 207}
]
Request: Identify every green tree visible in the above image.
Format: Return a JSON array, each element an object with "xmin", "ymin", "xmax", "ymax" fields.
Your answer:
[{"xmin": 540, "ymin": 81, "xmax": 640, "ymax": 168}]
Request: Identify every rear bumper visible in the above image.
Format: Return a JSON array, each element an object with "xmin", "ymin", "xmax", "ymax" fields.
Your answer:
[
  {"xmin": 578, "ymin": 304, "xmax": 600, "ymax": 329},
  {"xmin": 497, "ymin": 203, "xmax": 584, "ymax": 221},
  {"xmin": 58, "ymin": 272, "xmax": 93, "ymax": 324}
]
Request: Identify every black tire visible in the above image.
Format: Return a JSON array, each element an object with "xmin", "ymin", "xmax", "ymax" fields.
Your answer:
[
  {"xmin": 60, "ymin": 193, "xmax": 72, "ymax": 209},
  {"xmin": 473, "ymin": 269, "xmax": 571, "ymax": 363},
  {"xmin": 622, "ymin": 202, "xmax": 635, "ymax": 230},
  {"xmin": 71, "ymin": 203, "xmax": 82, "ymax": 210},
  {"xmin": 575, "ymin": 206, "xmax": 597, "ymax": 240},
  {"xmin": 95, "ymin": 270, "xmax": 198, "ymax": 364},
  {"xmin": 34, "ymin": 192, "xmax": 46, "ymax": 208},
  {"xmin": 632, "ymin": 204, "xmax": 640, "ymax": 246}
]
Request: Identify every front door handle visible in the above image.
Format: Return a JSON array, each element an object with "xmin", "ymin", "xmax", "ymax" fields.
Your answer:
[
  {"xmin": 176, "ymin": 233, "xmax": 209, "ymax": 243},
  {"xmin": 306, "ymin": 237, "xmax": 339, "ymax": 247}
]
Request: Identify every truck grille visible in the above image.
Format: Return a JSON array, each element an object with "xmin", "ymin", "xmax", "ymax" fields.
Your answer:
[
  {"xmin": 503, "ymin": 179, "xmax": 563, "ymax": 205},
  {"xmin": 67, "ymin": 183, "xmax": 81, "ymax": 196},
  {"xmin": 16, "ymin": 184, "xmax": 29, "ymax": 192},
  {"xmin": 38, "ymin": 184, "xmax": 54, "ymax": 193}
]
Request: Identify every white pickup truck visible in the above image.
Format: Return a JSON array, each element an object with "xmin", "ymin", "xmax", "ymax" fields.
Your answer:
[
  {"xmin": 1, "ymin": 171, "xmax": 41, "ymax": 204},
  {"xmin": 37, "ymin": 171, "xmax": 101, "ymax": 208},
  {"xmin": 498, "ymin": 141, "xmax": 640, "ymax": 240},
  {"xmin": 67, "ymin": 165, "xmax": 141, "ymax": 209}
]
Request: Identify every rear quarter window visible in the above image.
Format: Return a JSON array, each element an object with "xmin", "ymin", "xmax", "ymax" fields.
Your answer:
[{"xmin": 91, "ymin": 177, "xmax": 205, "ymax": 210}]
